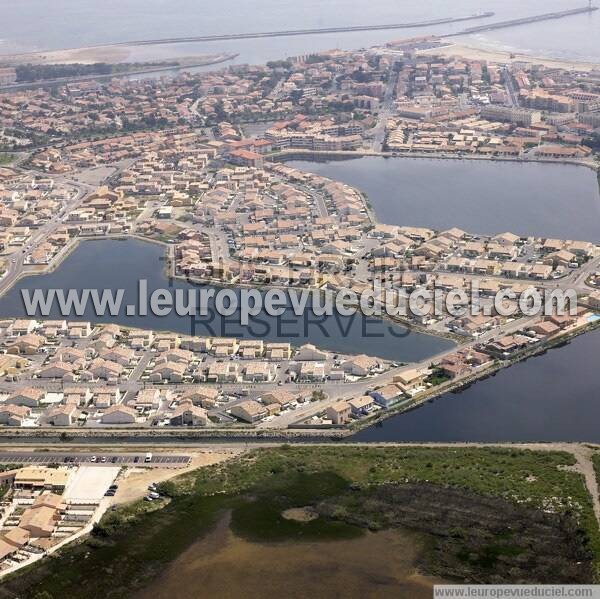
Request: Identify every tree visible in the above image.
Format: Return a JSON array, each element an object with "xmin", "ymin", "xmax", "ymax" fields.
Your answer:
[{"xmin": 311, "ymin": 389, "xmax": 326, "ymax": 402}]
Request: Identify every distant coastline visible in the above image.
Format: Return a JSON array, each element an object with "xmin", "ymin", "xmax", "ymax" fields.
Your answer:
[{"xmin": 426, "ymin": 40, "xmax": 600, "ymax": 72}]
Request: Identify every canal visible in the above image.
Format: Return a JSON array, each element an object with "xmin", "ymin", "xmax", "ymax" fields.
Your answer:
[
  {"xmin": 0, "ymin": 238, "xmax": 452, "ymax": 364},
  {"xmin": 351, "ymin": 327, "xmax": 600, "ymax": 443}
]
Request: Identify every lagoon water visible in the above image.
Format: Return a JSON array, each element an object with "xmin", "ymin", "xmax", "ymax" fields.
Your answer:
[
  {"xmin": 289, "ymin": 157, "xmax": 600, "ymax": 242},
  {"xmin": 352, "ymin": 327, "xmax": 600, "ymax": 443},
  {"xmin": 133, "ymin": 515, "xmax": 439, "ymax": 599},
  {"xmin": 307, "ymin": 155, "xmax": 600, "ymax": 442},
  {"xmin": 0, "ymin": 238, "xmax": 451, "ymax": 363}
]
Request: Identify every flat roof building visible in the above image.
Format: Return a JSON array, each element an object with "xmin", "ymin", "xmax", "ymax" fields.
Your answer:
[{"xmin": 14, "ymin": 467, "xmax": 71, "ymax": 492}]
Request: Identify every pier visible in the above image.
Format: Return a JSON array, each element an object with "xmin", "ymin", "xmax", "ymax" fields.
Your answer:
[
  {"xmin": 110, "ymin": 6, "xmax": 598, "ymax": 48},
  {"xmin": 453, "ymin": 5, "xmax": 598, "ymax": 36},
  {"xmin": 119, "ymin": 12, "xmax": 495, "ymax": 46}
]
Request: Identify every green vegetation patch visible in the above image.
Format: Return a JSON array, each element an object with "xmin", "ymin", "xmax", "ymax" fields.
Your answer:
[
  {"xmin": 456, "ymin": 543, "xmax": 524, "ymax": 569},
  {"xmin": 231, "ymin": 471, "xmax": 361, "ymax": 542},
  {"xmin": 2, "ymin": 446, "xmax": 599, "ymax": 598},
  {"xmin": 14, "ymin": 62, "xmax": 178, "ymax": 83},
  {"xmin": 180, "ymin": 445, "xmax": 582, "ymax": 506},
  {"xmin": 321, "ymin": 482, "xmax": 593, "ymax": 583},
  {"xmin": 425, "ymin": 367, "xmax": 452, "ymax": 386},
  {"xmin": 592, "ymin": 451, "xmax": 600, "ymax": 495}
]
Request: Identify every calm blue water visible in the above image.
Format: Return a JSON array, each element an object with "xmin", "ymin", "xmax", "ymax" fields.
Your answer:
[
  {"xmin": 0, "ymin": 238, "xmax": 452, "ymax": 363},
  {"xmin": 289, "ymin": 158, "xmax": 600, "ymax": 241},
  {"xmin": 351, "ymin": 328, "xmax": 600, "ymax": 443},
  {"xmin": 1, "ymin": 0, "xmax": 599, "ymax": 65}
]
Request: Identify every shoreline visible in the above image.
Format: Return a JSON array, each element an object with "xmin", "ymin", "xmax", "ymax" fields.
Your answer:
[
  {"xmin": 271, "ymin": 148, "xmax": 600, "ymax": 174},
  {"xmin": 345, "ymin": 318, "xmax": 600, "ymax": 436},
  {"xmin": 423, "ymin": 40, "xmax": 600, "ymax": 72},
  {"xmin": 4, "ymin": 33, "xmax": 599, "ymax": 72},
  {"xmin": 0, "ymin": 317, "xmax": 596, "ymax": 442},
  {"xmin": 0, "ymin": 45, "xmax": 214, "ymax": 66},
  {"xmin": 0, "ymin": 233, "xmax": 460, "ymax": 347}
]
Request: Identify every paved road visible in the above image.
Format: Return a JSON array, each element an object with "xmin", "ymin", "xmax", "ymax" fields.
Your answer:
[
  {"xmin": 502, "ymin": 67, "xmax": 520, "ymax": 107},
  {"xmin": 0, "ymin": 451, "xmax": 191, "ymax": 468},
  {"xmin": 569, "ymin": 254, "xmax": 600, "ymax": 291},
  {"xmin": 263, "ymin": 311, "xmax": 541, "ymax": 428},
  {"xmin": 0, "ymin": 177, "xmax": 92, "ymax": 297},
  {"xmin": 372, "ymin": 60, "xmax": 400, "ymax": 152}
]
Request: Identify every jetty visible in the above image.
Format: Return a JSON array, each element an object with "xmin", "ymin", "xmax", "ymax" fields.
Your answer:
[
  {"xmin": 453, "ymin": 5, "xmax": 598, "ymax": 36},
  {"xmin": 119, "ymin": 13, "xmax": 495, "ymax": 46}
]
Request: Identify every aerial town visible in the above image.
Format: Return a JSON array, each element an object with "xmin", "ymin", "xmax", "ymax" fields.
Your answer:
[
  {"xmin": 1, "ymin": 37, "xmax": 600, "ymax": 434},
  {"xmin": 2, "ymin": 1, "xmax": 600, "ymax": 594}
]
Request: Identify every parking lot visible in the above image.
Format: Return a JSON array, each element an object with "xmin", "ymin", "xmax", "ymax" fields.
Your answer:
[
  {"xmin": 0, "ymin": 452, "xmax": 191, "ymax": 468},
  {"xmin": 63, "ymin": 466, "xmax": 120, "ymax": 501}
]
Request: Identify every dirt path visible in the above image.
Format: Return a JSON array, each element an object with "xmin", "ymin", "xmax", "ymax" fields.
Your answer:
[
  {"xmin": 110, "ymin": 449, "xmax": 241, "ymax": 505},
  {"xmin": 569, "ymin": 445, "xmax": 600, "ymax": 526}
]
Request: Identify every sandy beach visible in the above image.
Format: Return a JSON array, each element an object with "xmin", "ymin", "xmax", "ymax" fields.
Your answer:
[
  {"xmin": 421, "ymin": 41, "xmax": 600, "ymax": 72},
  {"xmin": 0, "ymin": 44, "xmax": 235, "ymax": 67},
  {"xmin": 1, "ymin": 45, "xmax": 135, "ymax": 65}
]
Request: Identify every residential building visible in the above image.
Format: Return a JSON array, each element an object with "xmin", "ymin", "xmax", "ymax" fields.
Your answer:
[
  {"xmin": 45, "ymin": 404, "xmax": 78, "ymax": 426},
  {"xmin": 6, "ymin": 388, "xmax": 44, "ymax": 408},
  {"xmin": 393, "ymin": 368, "xmax": 426, "ymax": 393},
  {"xmin": 348, "ymin": 395, "xmax": 375, "ymax": 416},
  {"xmin": 14, "ymin": 467, "xmax": 71, "ymax": 492},
  {"xmin": 370, "ymin": 384, "xmax": 404, "ymax": 408},
  {"xmin": 100, "ymin": 404, "xmax": 137, "ymax": 424},
  {"xmin": 325, "ymin": 400, "xmax": 351, "ymax": 424},
  {"xmin": 169, "ymin": 401, "xmax": 208, "ymax": 426},
  {"xmin": 230, "ymin": 400, "xmax": 268, "ymax": 423},
  {"xmin": 0, "ymin": 405, "xmax": 31, "ymax": 426}
]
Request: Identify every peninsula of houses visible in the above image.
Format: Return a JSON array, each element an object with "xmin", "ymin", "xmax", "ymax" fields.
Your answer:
[{"xmin": 1, "ymin": 37, "xmax": 600, "ymax": 434}]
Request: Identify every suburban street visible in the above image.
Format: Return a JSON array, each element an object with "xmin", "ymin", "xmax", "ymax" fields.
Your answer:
[
  {"xmin": 371, "ymin": 59, "xmax": 400, "ymax": 152},
  {"xmin": 502, "ymin": 66, "xmax": 520, "ymax": 107},
  {"xmin": 0, "ymin": 174, "xmax": 93, "ymax": 297}
]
